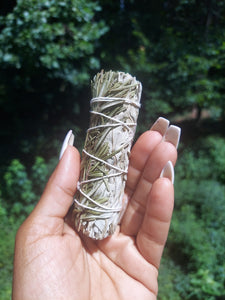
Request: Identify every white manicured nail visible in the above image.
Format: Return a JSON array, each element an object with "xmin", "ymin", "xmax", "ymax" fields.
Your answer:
[
  {"xmin": 160, "ymin": 161, "xmax": 174, "ymax": 184},
  {"xmin": 164, "ymin": 125, "xmax": 181, "ymax": 149},
  {"xmin": 150, "ymin": 117, "xmax": 170, "ymax": 136},
  {"xmin": 59, "ymin": 130, "xmax": 75, "ymax": 160}
]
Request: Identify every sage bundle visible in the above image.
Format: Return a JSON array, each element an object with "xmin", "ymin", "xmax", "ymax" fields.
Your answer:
[{"xmin": 73, "ymin": 70, "xmax": 142, "ymax": 240}]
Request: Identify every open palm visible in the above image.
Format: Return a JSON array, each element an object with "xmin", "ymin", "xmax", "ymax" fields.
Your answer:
[{"xmin": 13, "ymin": 118, "xmax": 180, "ymax": 300}]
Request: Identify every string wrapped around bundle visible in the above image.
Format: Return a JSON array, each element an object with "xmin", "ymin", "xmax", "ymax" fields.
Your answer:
[{"xmin": 73, "ymin": 70, "xmax": 142, "ymax": 240}]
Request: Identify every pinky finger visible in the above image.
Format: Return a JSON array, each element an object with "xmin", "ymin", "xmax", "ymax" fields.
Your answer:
[{"xmin": 136, "ymin": 176, "xmax": 174, "ymax": 269}]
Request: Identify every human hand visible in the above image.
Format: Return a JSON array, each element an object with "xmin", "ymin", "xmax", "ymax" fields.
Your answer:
[{"xmin": 13, "ymin": 117, "xmax": 180, "ymax": 300}]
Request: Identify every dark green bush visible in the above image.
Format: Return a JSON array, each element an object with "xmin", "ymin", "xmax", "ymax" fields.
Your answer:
[
  {"xmin": 0, "ymin": 155, "xmax": 55, "ymax": 299},
  {"xmin": 158, "ymin": 135, "xmax": 225, "ymax": 300},
  {"xmin": 0, "ymin": 196, "xmax": 22, "ymax": 300},
  {"xmin": 1, "ymin": 156, "xmax": 52, "ymax": 220},
  {"xmin": 0, "ymin": 0, "xmax": 108, "ymax": 84}
]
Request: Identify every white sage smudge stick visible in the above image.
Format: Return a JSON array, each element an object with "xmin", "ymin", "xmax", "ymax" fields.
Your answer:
[{"xmin": 73, "ymin": 70, "xmax": 142, "ymax": 240}]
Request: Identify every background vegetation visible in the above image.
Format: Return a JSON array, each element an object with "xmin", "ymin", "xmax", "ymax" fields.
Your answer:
[{"xmin": 0, "ymin": 0, "xmax": 225, "ymax": 299}]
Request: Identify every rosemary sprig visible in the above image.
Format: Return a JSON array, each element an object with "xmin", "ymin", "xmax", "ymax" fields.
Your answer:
[{"xmin": 73, "ymin": 70, "xmax": 142, "ymax": 240}]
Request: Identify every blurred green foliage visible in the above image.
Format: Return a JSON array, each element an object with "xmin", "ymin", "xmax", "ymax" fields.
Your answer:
[
  {"xmin": 158, "ymin": 136, "xmax": 225, "ymax": 299},
  {"xmin": 0, "ymin": 0, "xmax": 225, "ymax": 299},
  {"xmin": 0, "ymin": 155, "xmax": 55, "ymax": 299},
  {"xmin": 0, "ymin": 208, "xmax": 16, "ymax": 300},
  {"xmin": 0, "ymin": 0, "xmax": 108, "ymax": 163},
  {"xmin": 99, "ymin": 0, "xmax": 225, "ymax": 124},
  {"xmin": 0, "ymin": 0, "xmax": 107, "ymax": 81},
  {"xmin": 2, "ymin": 156, "xmax": 53, "ymax": 218}
]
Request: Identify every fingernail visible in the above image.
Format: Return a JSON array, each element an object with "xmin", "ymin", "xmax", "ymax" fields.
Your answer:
[
  {"xmin": 59, "ymin": 130, "xmax": 75, "ymax": 160},
  {"xmin": 150, "ymin": 117, "xmax": 170, "ymax": 136},
  {"xmin": 164, "ymin": 125, "xmax": 181, "ymax": 149},
  {"xmin": 160, "ymin": 161, "xmax": 174, "ymax": 184}
]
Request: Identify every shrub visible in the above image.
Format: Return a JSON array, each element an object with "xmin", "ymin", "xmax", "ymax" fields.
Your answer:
[
  {"xmin": 161, "ymin": 135, "xmax": 225, "ymax": 299},
  {"xmin": 1, "ymin": 156, "xmax": 52, "ymax": 220},
  {"xmin": 0, "ymin": 155, "xmax": 54, "ymax": 299}
]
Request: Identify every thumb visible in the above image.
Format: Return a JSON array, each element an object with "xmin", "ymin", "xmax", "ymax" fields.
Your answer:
[{"xmin": 33, "ymin": 145, "xmax": 80, "ymax": 219}]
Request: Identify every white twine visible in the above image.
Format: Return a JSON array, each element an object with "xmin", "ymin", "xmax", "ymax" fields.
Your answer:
[
  {"xmin": 74, "ymin": 199, "xmax": 121, "ymax": 213},
  {"xmin": 79, "ymin": 171, "xmax": 124, "ymax": 184},
  {"xmin": 87, "ymin": 123, "xmax": 136, "ymax": 132},
  {"xmin": 90, "ymin": 111, "xmax": 133, "ymax": 132},
  {"xmin": 75, "ymin": 95, "xmax": 138, "ymax": 214},
  {"xmin": 90, "ymin": 96, "xmax": 141, "ymax": 108},
  {"xmin": 76, "ymin": 183, "xmax": 122, "ymax": 212},
  {"xmin": 82, "ymin": 149, "xmax": 128, "ymax": 173}
]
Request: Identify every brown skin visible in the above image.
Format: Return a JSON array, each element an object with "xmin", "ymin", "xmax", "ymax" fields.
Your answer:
[{"xmin": 13, "ymin": 128, "xmax": 177, "ymax": 300}]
